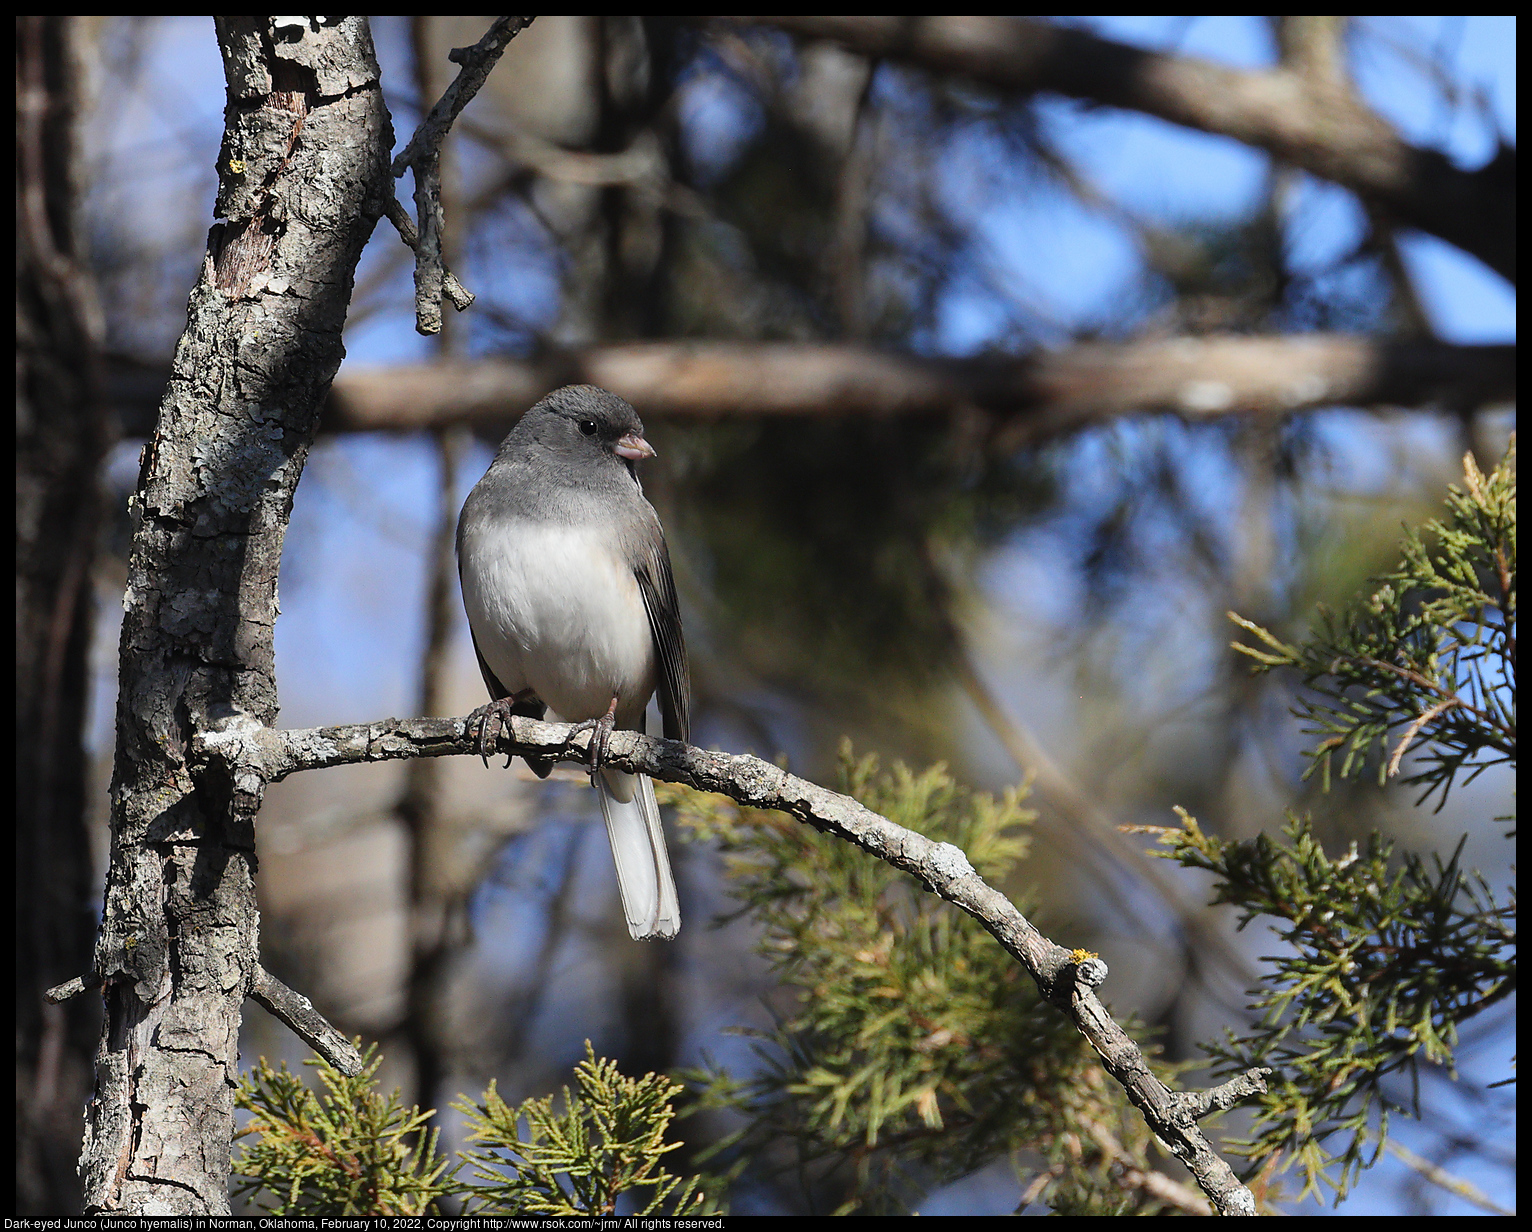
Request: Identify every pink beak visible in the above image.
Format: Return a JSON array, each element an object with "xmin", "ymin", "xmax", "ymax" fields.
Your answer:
[{"xmin": 615, "ymin": 432, "xmax": 656, "ymax": 461}]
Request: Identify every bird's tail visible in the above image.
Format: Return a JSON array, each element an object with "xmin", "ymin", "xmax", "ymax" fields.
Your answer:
[{"xmin": 596, "ymin": 768, "xmax": 680, "ymax": 940}]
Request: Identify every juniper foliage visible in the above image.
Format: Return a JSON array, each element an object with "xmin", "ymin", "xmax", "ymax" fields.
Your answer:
[
  {"xmin": 1228, "ymin": 439, "xmax": 1515, "ymax": 810},
  {"xmin": 232, "ymin": 1044, "xmax": 454, "ymax": 1215},
  {"xmin": 454, "ymin": 1043, "xmax": 713, "ymax": 1216},
  {"xmin": 233, "ymin": 1041, "xmax": 715, "ymax": 1217},
  {"xmin": 1156, "ymin": 440, "xmax": 1516, "ymax": 1204},
  {"xmin": 1158, "ymin": 811, "xmax": 1513, "ymax": 1202}
]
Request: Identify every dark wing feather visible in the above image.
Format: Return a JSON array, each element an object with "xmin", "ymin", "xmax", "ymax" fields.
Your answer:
[
  {"xmin": 635, "ymin": 540, "xmax": 690, "ymax": 743},
  {"xmin": 466, "ymin": 626, "xmax": 547, "ymax": 719},
  {"xmin": 469, "ymin": 625, "xmax": 513, "ymax": 701}
]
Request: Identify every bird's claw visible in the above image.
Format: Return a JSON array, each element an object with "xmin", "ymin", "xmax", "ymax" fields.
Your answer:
[
  {"xmin": 570, "ymin": 698, "xmax": 619, "ymax": 775},
  {"xmin": 468, "ymin": 699, "xmax": 514, "ymax": 768},
  {"xmin": 468, "ymin": 689, "xmax": 541, "ymax": 767}
]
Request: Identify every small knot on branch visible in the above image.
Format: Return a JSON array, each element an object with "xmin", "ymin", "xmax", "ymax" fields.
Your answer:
[{"xmin": 1062, "ymin": 948, "xmax": 1109, "ymax": 990}]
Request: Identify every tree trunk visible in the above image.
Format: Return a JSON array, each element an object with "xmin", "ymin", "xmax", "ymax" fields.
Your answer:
[{"xmin": 78, "ymin": 17, "xmax": 393, "ymax": 1213}]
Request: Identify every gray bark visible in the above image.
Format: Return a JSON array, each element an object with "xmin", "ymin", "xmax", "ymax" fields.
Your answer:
[{"xmin": 79, "ymin": 16, "xmax": 393, "ymax": 1214}]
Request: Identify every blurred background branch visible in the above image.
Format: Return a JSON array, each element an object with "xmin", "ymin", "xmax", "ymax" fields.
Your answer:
[
  {"xmin": 99, "ymin": 336, "xmax": 1514, "ymax": 437},
  {"xmin": 738, "ymin": 15, "xmax": 1515, "ymax": 281}
]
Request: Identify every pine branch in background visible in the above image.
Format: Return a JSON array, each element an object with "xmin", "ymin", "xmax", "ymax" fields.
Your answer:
[
  {"xmin": 1229, "ymin": 438, "xmax": 1515, "ymax": 809},
  {"xmin": 664, "ymin": 747, "xmax": 1195, "ymax": 1216},
  {"xmin": 232, "ymin": 1045, "xmax": 454, "ymax": 1216},
  {"xmin": 1149, "ymin": 438, "xmax": 1517, "ymax": 1205},
  {"xmin": 454, "ymin": 1044, "xmax": 714, "ymax": 1216}
]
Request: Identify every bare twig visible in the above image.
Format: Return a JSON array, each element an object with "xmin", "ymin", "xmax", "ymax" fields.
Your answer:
[
  {"xmin": 195, "ymin": 713, "xmax": 1267, "ymax": 1215},
  {"xmin": 1388, "ymin": 696, "xmax": 1464, "ymax": 777},
  {"xmin": 384, "ymin": 194, "xmax": 475, "ymax": 311},
  {"xmin": 390, "ymin": 17, "xmax": 538, "ymax": 178},
  {"xmin": 44, "ymin": 971, "xmax": 102, "ymax": 1004},
  {"xmin": 1357, "ymin": 657, "xmax": 1511, "ymax": 750},
  {"xmin": 391, "ymin": 16, "xmax": 536, "ymax": 333},
  {"xmin": 1174, "ymin": 1068, "xmax": 1277, "ymax": 1120},
  {"xmin": 59, "ymin": 942, "xmax": 365, "ymax": 1077},
  {"xmin": 250, "ymin": 966, "xmax": 364, "ymax": 1076},
  {"xmin": 1383, "ymin": 1136, "xmax": 1515, "ymax": 1217}
]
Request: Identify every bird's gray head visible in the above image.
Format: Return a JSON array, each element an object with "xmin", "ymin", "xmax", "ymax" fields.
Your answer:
[{"xmin": 508, "ymin": 384, "xmax": 655, "ymax": 474}]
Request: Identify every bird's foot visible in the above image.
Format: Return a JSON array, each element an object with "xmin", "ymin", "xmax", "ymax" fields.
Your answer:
[
  {"xmin": 468, "ymin": 689, "xmax": 542, "ymax": 768},
  {"xmin": 569, "ymin": 696, "xmax": 620, "ymax": 774}
]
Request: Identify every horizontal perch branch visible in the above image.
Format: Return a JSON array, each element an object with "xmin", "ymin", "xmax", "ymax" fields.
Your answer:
[{"xmin": 195, "ymin": 711, "xmax": 1268, "ymax": 1214}]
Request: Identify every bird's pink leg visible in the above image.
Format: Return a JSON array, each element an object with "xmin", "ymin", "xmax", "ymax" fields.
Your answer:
[{"xmin": 570, "ymin": 695, "xmax": 620, "ymax": 772}]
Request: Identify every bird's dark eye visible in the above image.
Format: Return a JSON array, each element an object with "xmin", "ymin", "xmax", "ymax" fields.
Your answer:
[{"xmin": 578, "ymin": 419, "xmax": 598, "ymax": 437}]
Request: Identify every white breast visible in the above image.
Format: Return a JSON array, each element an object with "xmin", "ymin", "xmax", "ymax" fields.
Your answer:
[{"xmin": 460, "ymin": 516, "xmax": 655, "ymax": 726}]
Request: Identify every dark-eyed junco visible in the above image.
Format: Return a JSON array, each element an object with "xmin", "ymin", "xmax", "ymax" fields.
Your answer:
[{"xmin": 457, "ymin": 385, "xmax": 687, "ymax": 940}]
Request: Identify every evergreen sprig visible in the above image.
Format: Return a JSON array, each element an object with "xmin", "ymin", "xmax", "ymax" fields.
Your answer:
[
  {"xmin": 454, "ymin": 1042, "xmax": 713, "ymax": 1216},
  {"xmin": 232, "ymin": 1043, "xmax": 454, "ymax": 1215},
  {"xmin": 665, "ymin": 746, "xmax": 1184, "ymax": 1215},
  {"xmin": 1153, "ymin": 811, "xmax": 1514, "ymax": 1202},
  {"xmin": 1230, "ymin": 439, "xmax": 1515, "ymax": 809},
  {"xmin": 235, "ymin": 1041, "xmax": 714, "ymax": 1217},
  {"xmin": 1173, "ymin": 437, "xmax": 1518, "ymax": 1204}
]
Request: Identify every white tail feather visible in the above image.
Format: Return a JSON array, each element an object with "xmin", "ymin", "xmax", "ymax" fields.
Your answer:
[{"xmin": 596, "ymin": 768, "xmax": 680, "ymax": 940}]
